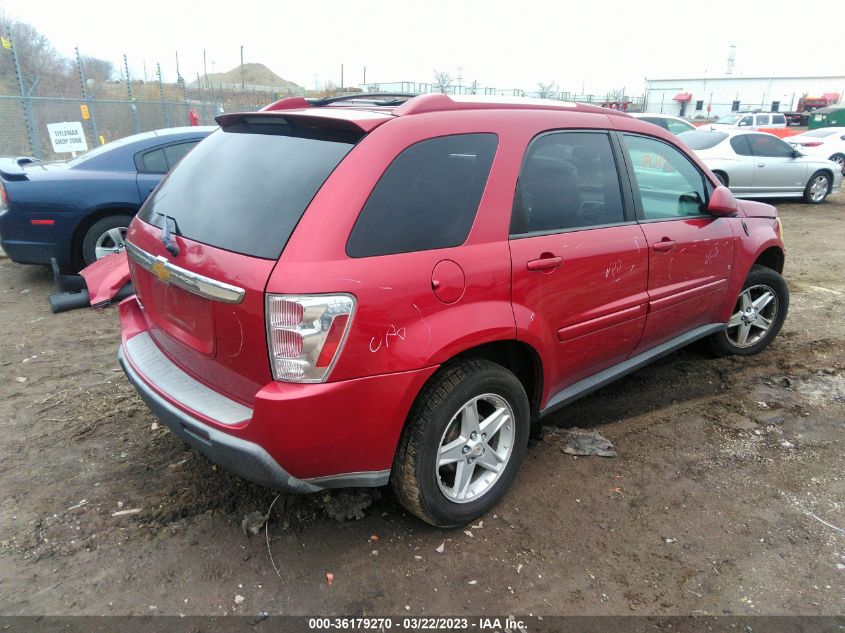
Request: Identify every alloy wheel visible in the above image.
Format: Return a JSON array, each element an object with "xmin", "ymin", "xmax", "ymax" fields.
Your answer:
[
  {"xmin": 809, "ymin": 175, "xmax": 829, "ymax": 203},
  {"xmin": 726, "ymin": 284, "xmax": 778, "ymax": 348},
  {"xmin": 94, "ymin": 227, "xmax": 128, "ymax": 260},
  {"xmin": 436, "ymin": 393, "xmax": 515, "ymax": 503}
]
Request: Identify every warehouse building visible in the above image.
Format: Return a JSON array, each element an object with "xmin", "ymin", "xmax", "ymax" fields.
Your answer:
[{"xmin": 642, "ymin": 75, "xmax": 845, "ymax": 119}]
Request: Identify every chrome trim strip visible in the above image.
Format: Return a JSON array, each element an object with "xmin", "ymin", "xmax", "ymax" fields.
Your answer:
[
  {"xmin": 125, "ymin": 332, "xmax": 252, "ymax": 425},
  {"xmin": 125, "ymin": 240, "xmax": 245, "ymax": 304}
]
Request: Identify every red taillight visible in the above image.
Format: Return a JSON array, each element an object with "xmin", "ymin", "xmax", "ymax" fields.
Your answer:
[
  {"xmin": 800, "ymin": 142, "xmax": 823, "ymax": 147},
  {"xmin": 0, "ymin": 182, "xmax": 7, "ymax": 210},
  {"xmin": 266, "ymin": 294, "xmax": 355, "ymax": 383},
  {"xmin": 30, "ymin": 219, "xmax": 55, "ymax": 225},
  {"xmin": 316, "ymin": 314, "xmax": 349, "ymax": 368}
]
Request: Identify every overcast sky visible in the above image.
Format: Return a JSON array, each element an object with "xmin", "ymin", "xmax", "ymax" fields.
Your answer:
[{"xmin": 3, "ymin": 0, "xmax": 840, "ymax": 95}]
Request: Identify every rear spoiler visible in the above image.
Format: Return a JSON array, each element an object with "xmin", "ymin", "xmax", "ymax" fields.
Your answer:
[
  {"xmin": 215, "ymin": 109, "xmax": 391, "ymax": 134},
  {"xmin": 0, "ymin": 156, "xmax": 37, "ymax": 181}
]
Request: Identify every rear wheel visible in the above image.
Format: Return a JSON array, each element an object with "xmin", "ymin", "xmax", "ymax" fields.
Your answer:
[
  {"xmin": 803, "ymin": 171, "xmax": 831, "ymax": 204},
  {"xmin": 708, "ymin": 265, "xmax": 789, "ymax": 357},
  {"xmin": 828, "ymin": 153, "xmax": 845, "ymax": 172},
  {"xmin": 81, "ymin": 215, "xmax": 133, "ymax": 265},
  {"xmin": 391, "ymin": 360, "xmax": 530, "ymax": 527}
]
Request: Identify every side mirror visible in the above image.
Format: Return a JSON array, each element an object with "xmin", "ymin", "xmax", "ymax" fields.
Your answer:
[
  {"xmin": 707, "ymin": 185, "xmax": 738, "ymax": 216},
  {"xmin": 792, "ymin": 149, "xmax": 803, "ymax": 158}
]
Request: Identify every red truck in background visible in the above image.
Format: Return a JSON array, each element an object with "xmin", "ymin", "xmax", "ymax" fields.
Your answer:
[{"xmin": 785, "ymin": 93, "xmax": 840, "ymax": 126}]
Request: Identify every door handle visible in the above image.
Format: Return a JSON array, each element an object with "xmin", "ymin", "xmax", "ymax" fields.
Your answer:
[
  {"xmin": 757, "ymin": 163, "xmax": 766, "ymax": 168},
  {"xmin": 652, "ymin": 239, "xmax": 675, "ymax": 252},
  {"xmin": 527, "ymin": 255, "xmax": 563, "ymax": 271}
]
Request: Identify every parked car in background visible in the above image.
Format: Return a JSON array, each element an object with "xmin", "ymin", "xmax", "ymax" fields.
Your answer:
[
  {"xmin": 0, "ymin": 126, "xmax": 214, "ymax": 271},
  {"xmin": 785, "ymin": 127, "xmax": 845, "ymax": 172},
  {"xmin": 629, "ymin": 113, "xmax": 695, "ymax": 135},
  {"xmin": 707, "ymin": 112, "xmax": 787, "ymax": 131},
  {"xmin": 679, "ymin": 129, "xmax": 841, "ymax": 203},
  {"xmin": 118, "ymin": 93, "xmax": 789, "ymax": 526}
]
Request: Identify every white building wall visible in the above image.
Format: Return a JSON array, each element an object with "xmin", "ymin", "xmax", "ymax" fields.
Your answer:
[{"xmin": 643, "ymin": 76, "xmax": 845, "ymax": 119}]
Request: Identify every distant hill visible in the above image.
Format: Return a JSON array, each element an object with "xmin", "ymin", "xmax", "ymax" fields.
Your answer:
[{"xmin": 193, "ymin": 63, "xmax": 301, "ymax": 91}]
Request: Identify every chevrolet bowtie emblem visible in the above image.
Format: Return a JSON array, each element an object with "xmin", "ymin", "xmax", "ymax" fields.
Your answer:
[{"xmin": 151, "ymin": 257, "xmax": 171, "ymax": 283}]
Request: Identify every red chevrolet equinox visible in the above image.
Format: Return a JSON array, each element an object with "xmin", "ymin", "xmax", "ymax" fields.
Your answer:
[{"xmin": 118, "ymin": 93, "xmax": 788, "ymax": 526}]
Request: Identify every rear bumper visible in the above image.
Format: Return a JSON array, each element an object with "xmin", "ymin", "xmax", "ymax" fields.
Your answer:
[
  {"xmin": 118, "ymin": 296, "xmax": 438, "ymax": 491},
  {"xmin": 0, "ymin": 237, "xmax": 58, "ymax": 266},
  {"xmin": 119, "ymin": 344, "xmax": 319, "ymax": 494}
]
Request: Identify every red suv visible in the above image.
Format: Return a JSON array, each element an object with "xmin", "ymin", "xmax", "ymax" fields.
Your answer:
[{"xmin": 118, "ymin": 93, "xmax": 788, "ymax": 526}]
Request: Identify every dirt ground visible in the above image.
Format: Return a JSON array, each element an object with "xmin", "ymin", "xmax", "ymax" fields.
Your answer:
[{"xmin": 0, "ymin": 196, "xmax": 843, "ymax": 618}]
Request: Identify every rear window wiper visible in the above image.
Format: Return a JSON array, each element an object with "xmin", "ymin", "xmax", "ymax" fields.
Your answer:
[{"xmin": 157, "ymin": 213, "xmax": 180, "ymax": 257}]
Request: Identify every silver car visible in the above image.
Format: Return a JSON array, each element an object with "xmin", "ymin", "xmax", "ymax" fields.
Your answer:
[{"xmin": 678, "ymin": 129, "xmax": 842, "ymax": 204}]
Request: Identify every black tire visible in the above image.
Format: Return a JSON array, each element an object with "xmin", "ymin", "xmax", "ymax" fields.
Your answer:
[
  {"xmin": 391, "ymin": 359, "xmax": 530, "ymax": 527},
  {"xmin": 713, "ymin": 171, "xmax": 729, "ymax": 187},
  {"xmin": 708, "ymin": 265, "xmax": 789, "ymax": 357},
  {"xmin": 81, "ymin": 215, "xmax": 133, "ymax": 265},
  {"xmin": 803, "ymin": 171, "xmax": 831, "ymax": 205}
]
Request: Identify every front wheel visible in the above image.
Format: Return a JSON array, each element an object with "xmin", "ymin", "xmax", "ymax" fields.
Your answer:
[
  {"xmin": 708, "ymin": 265, "xmax": 789, "ymax": 357},
  {"xmin": 803, "ymin": 171, "xmax": 831, "ymax": 204},
  {"xmin": 391, "ymin": 360, "xmax": 530, "ymax": 527},
  {"xmin": 828, "ymin": 153, "xmax": 845, "ymax": 172}
]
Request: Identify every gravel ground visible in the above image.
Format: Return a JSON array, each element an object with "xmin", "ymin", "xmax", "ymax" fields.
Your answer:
[{"xmin": 0, "ymin": 195, "xmax": 843, "ymax": 617}]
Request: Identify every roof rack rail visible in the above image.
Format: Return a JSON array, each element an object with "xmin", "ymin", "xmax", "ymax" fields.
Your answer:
[
  {"xmin": 261, "ymin": 93, "xmax": 419, "ymax": 112},
  {"xmin": 309, "ymin": 92, "xmax": 419, "ymax": 106}
]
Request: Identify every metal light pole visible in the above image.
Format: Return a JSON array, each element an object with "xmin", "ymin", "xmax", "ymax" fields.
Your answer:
[{"xmin": 240, "ymin": 45, "xmax": 245, "ymax": 90}]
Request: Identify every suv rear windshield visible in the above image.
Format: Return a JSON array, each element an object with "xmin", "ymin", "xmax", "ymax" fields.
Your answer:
[
  {"xmin": 678, "ymin": 130, "xmax": 728, "ymax": 150},
  {"xmin": 137, "ymin": 122, "xmax": 359, "ymax": 260}
]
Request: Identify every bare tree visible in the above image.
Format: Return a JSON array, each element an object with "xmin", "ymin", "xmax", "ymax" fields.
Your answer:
[
  {"xmin": 606, "ymin": 87, "xmax": 626, "ymax": 102},
  {"xmin": 537, "ymin": 82, "xmax": 557, "ymax": 99},
  {"xmin": 81, "ymin": 56, "xmax": 114, "ymax": 83},
  {"xmin": 433, "ymin": 70, "xmax": 452, "ymax": 94},
  {"xmin": 1, "ymin": 10, "xmax": 71, "ymax": 93}
]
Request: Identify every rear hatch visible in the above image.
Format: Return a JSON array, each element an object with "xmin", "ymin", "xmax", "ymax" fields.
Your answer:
[{"xmin": 126, "ymin": 113, "xmax": 371, "ymax": 404}]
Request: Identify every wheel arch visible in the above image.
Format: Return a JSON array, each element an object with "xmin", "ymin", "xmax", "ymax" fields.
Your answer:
[
  {"xmin": 753, "ymin": 245, "xmax": 784, "ymax": 274},
  {"xmin": 408, "ymin": 339, "xmax": 544, "ymax": 436},
  {"xmin": 70, "ymin": 206, "xmax": 138, "ymax": 265}
]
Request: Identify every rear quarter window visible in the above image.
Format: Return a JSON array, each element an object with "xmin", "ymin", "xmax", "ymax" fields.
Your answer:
[{"xmin": 346, "ymin": 134, "xmax": 498, "ymax": 258}]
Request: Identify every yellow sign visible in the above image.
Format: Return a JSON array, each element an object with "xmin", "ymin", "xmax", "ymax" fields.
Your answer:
[
  {"xmin": 1, "ymin": 37, "xmax": 11, "ymax": 50},
  {"xmin": 80, "ymin": 104, "xmax": 90, "ymax": 120}
]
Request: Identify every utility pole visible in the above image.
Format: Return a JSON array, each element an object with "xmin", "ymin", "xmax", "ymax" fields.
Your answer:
[
  {"xmin": 240, "ymin": 45, "xmax": 245, "ymax": 90},
  {"xmin": 340, "ymin": 64, "xmax": 344, "ymax": 89},
  {"xmin": 203, "ymin": 49, "xmax": 208, "ymax": 87},
  {"xmin": 363, "ymin": 66, "xmax": 367, "ymax": 86}
]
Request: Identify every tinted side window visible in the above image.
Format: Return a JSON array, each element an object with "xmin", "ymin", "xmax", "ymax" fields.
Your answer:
[
  {"xmin": 772, "ymin": 114, "xmax": 786, "ymax": 124},
  {"xmin": 346, "ymin": 134, "xmax": 497, "ymax": 258},
  {"xmin": 730, "ymin": 135, "xmax": 753, "ymax": 156},
  {"xmin": 739, "ymin": 116, "xmax": 754, "ymax": 127},
  {"xmin": 623, "ymin": 134, "xmax": 707, "ymax": 220},
  {"xmin": 141, "ymin": 148, "xmax": 168, "ymax": 173},
  {"xmin": 511, "ymin": 132, "xmax": 625, "ymax": 235},
  {"xmin": 748, "ymin": 134, "xmax": 793, "ymax": 158},
  {"xmin": 756, "ymin": 114, "xmax": 771, "ymax": 126},
  {"xmin": 164, "ymin": 141, "xmax": 200, "ymax": 168}
]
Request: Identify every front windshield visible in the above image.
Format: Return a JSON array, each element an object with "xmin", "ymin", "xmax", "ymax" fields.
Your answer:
[{"xmin": 715, "ymin": 114, "xmax": 741, "ymax": 125}]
